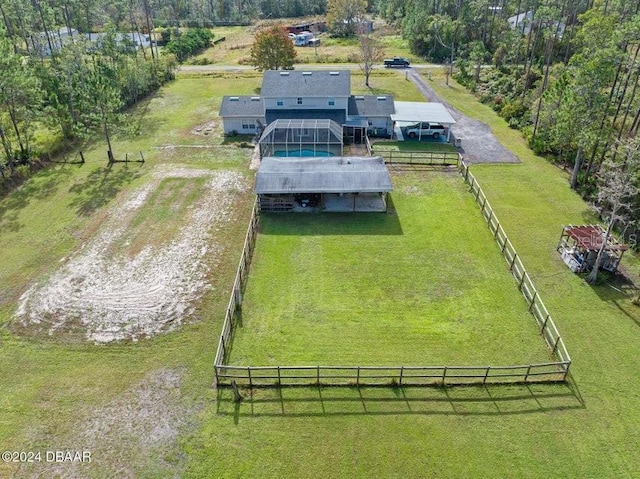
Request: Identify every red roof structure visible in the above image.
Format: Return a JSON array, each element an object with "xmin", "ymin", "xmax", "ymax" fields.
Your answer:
[{"xmin": 564, "ymin": 225, "xmax": 628, "ymax": 252}]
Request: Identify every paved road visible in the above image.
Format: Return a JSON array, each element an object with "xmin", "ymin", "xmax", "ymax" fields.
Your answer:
[{"xmin": 407, "ymin": 69, "xmax": 519, "ymax": 164}]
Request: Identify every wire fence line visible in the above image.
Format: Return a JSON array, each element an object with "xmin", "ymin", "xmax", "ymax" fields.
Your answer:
[{"xmin": 213, "ymin": 160, "xmax": 571, "ymax": 388}]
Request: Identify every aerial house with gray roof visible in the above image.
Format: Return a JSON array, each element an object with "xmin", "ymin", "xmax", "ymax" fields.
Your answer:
[{"xmin": 218, "ymin": 70, "xmax": 394, "ymax": 143}]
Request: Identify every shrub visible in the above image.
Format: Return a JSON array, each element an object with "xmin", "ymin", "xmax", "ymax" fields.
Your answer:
[{"xmin": 164, "ymin": 28, "xmax": 213, "ymax": 62}]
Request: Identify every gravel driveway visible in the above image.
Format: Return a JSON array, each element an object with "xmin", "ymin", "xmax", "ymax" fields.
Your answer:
[{"xmin": 407, "ymin": 69, "xmax": 519, "ymax": 164}]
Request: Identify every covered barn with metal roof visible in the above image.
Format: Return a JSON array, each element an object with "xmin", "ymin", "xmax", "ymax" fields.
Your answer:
[{"xmin": 255, "ymin": 156, "xmax": 393, "ymax": 212}]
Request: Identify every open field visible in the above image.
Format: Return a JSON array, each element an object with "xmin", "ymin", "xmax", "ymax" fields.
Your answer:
[
  {"xmin": 0, "ymin": 76, "xmax": 256, "ymax": 477},
  {"xmin": 0, "ymin": 64, "xmax": 639, "ymax": 479},
  {"xmin": 231, "ymin": 170, "xmax": 552, "ymax": 367},
  {"xmin": 190, "ymin": 20, "xmax": 417, "ymax": 67}
]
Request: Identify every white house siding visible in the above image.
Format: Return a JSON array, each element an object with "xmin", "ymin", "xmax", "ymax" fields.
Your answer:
[{"xmin": 223, "ymin": 118, "xmax": 264, "ymax": 135}]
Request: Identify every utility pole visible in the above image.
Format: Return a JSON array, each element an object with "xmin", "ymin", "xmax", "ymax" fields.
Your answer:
[{"xmin": 434, "ymin": 22, "xmax": 455, "ymax": 79}]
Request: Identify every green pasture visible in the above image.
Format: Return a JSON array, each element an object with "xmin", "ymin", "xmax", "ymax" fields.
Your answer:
[
  {"xmin": 0, "ymin": 62, "xmax": 638, "ymax": 479},
  {"xmin": 231, "ymin": 171, "xmax": 552, "ymax": 366}
]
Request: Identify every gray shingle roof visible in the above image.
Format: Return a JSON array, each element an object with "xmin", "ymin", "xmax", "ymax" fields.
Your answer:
[
  {"xmin": 219, "ymin": 96, "xmax": 264, "ymax": 117},
  {"xmin": 261, "ymin": 70, "xmax": 351, "ymax": 98},
  {"xmin": 254, "ymin": 156, "xmax": 393, "ymax": 194},
  {"xmin": 348, "ymin": 95, "xmax": 395, "ymax": 117}
]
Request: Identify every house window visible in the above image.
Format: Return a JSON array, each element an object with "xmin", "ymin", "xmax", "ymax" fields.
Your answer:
[
  {"xmin": 242, "ymin": 120, "xmax": 255, "ymax": 130},
  {"xmin": 276, "ymin": 98, "xmax": 284, "ymax": 106},
  {"xmin": 328, "ymin": 97, "xmax": 335, "ymax": 106},
  {"xmin": 297, "ymin": 97, "xmax": 303, "ymax": 105}
]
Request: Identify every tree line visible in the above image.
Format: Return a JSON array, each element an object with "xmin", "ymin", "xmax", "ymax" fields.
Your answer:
[
  {"xmin": 0, "ymin": 0, "xmax": 176, "ymax": 180},
  {"xmin": 377, "ymin": 0, "xmax": 639, "ymax": 246}
]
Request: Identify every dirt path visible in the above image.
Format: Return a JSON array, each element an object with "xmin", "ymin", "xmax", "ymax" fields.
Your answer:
[
  {"xmin": 16, "ymin": 166, "xmax": 249, "ymax": 343},
  {"xmin": 407, "ymin": 69, "xmax": 519, "ymax": 164}
]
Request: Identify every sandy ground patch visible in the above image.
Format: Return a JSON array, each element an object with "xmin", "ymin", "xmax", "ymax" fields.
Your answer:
[
  {"xmin": 16, "ymin": 165, "xmax": 248, "ymax": 343},
  {"xmin": 17, "ymin": 368, "xmax": 195, "ymax": 479}
]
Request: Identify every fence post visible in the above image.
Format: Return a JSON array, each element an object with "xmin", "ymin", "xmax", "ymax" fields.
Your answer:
[
  {"xmin": 528, "ymin": 291, "xmax": 537, "ymax": 311},
  {"xmin": 399, "ymin": 366, "xmax": 404, "ymax": 386},
  {"xmin": 483, "ymin": 366, "xmax": 490, "ymax": 384},
  {"xmin": 277, "ymin": 366, "xmax": 281, "ymax": 385},
  {"xmin": 317, "ymin": 366, "xmax": 320, "ymax": 385},
  {"xmin": 552, "ymin": 336, "xmax": 561, "ymax": 355},
  {"xmin": 541, "ymin": 314, "xmax": 550, "ymax": 333},
  {"xmin": 248, "ymin": 367, "xmax": 253, "ymax": 387},
  {"xmin": 509, "ymin": 253, "xmax": 517, "ymax": 271},
  {"xmin": 357, "ymin": 366, "xmax": 361, "ymax": 387},
  {"xmin": 442, "ymin": 366, "xmax": 447, "ymax": 384}
]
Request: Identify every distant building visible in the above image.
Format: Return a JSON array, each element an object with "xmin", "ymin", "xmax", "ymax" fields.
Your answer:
[
  {"xmin": 287, "ymin": 21, "xmax": 327, "ymax": 35},
  {"xmin": 508, "ymin": 11, "xmax": 565, "ymax": 36},
  {"xmin": 32, "ymin": 28, "xmax": 153, "ymax": 57},
  {"xmin": 86, "ymin": 32, "xmax": 153, "ymax": 50},
  {"xmin": 32, "ymin": 27, "xmax": 79, "ymax": 57}
]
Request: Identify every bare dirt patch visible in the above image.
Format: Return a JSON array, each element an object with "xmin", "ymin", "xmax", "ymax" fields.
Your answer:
[
  {"xmin": 18, "ymin": 368, "xmax": 195, "ymax": 479},
  {"xmin": 190, "ymin": 120, "xmax": 218, "ymax": 136},
  {"xmin": 16, "ymin": 165, "xmax": 248, "ymax": 343}
]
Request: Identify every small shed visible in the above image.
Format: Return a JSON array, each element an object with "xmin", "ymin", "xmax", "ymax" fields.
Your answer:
[
  {"xmin": 391, "ymin": 101, "xmax": 456, "ymax": 141},
  {"xmin": 258, "ymin": 119, "xmax": 343, "ymax": 158},
  {"xmin": 557, "ymin": 225, "xmax": 628, "ymax": 273},
  {"xmin": 255, "ymin": 156, "xmax": 393, "ymax": 212}
]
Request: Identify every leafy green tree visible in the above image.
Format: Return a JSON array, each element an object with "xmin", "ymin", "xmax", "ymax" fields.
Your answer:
[
  {"xmin": 163, "ymin": 27, "xmax": 212, "ymax": 62},
  {"xmin": 327, "ymin": 0, "xmax": 366, "ymax": 37},
  {"xmin": 249, "ymin": 25, "xmax": 296, "ymax": 71},
  {"xmin": 0, "ymin": 34, "xmax": 42, "ymax": 167}
]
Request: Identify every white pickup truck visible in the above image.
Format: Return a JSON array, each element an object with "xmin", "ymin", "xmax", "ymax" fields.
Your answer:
[{"xmin": 404, "ymin": 122, "xmax": 446, "ymax": 139}]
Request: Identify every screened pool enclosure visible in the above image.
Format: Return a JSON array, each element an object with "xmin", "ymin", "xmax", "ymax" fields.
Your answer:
[{"xmin": 258, "ymin": 119, "xmax": 344, "ymax": 158}]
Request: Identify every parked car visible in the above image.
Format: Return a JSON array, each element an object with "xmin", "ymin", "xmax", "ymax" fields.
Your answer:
[
  {"xmin": 404, "ymin": 122, "xmax": 446, "ymax": 139},
  {"xmin": 384, "ymin": 57, "xmax": 410, "ymax": 68}
]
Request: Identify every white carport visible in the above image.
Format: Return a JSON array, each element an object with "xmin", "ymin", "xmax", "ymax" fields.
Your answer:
[{"xmin": 391, "ymin": 101, "xmax": 457, "ymax": 141}]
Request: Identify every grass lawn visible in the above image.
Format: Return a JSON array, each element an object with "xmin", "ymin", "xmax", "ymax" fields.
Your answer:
[
  {"xmin": 231, "ymin": 170, "xmax": 552, "ymax": 367},
  {"xmin": 372, "ymin": 139, "xmax": 458, "ymax": 153},
  {"xmin": 1, "ymin": 66, "xmax": 639, "ymax": 479}
]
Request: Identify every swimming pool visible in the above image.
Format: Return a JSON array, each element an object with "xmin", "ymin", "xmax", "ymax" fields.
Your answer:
[{"xmin": 273, "ymin": 149, "xmax": 335, "ymax": 157}]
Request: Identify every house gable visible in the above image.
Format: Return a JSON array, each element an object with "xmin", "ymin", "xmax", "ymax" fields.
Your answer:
[{"xmin": 261, "ymin": 70, "xmax": 351, "ymax": 99}]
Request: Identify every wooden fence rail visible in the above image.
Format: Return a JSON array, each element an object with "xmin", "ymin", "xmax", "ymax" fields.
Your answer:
[
  {"xmin": 458, "ymin": 161, "xmax": 571, "ymax": 366},
  {"xmin": 215, "ymin": 362, "xmax": 568, "ymax": 387},
  {"xmin": 374, "ymin": 149, "xmax": 460, "ymax": 166},
  {"xmin": 213, "ymin": 200, "xmax": 259, "ymax": 369},
  {"xmin": 213, "ymin": 161, "xmax": 572, "ymax": 388}
]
